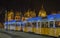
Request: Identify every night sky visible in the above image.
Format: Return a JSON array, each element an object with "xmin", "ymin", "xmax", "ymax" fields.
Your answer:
[
  {"xmin": 0, "ymin": 0, "xmax": 60, "ymax": 22},
  {"xmin": 0, "ymin": 0, "xmax": 60, "ymax": 11}
]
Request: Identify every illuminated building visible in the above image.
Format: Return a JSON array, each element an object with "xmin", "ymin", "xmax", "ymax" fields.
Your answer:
[
  {"xmin": 5, "ymin": 10, "xmax": 14, "ymax": 21},
  {"xmin": 15, "ymin": 12, "xmax": 22, "ymax": 21},
  {"xmin": 24, "ymin": 10, "xmax": 36, "ymax": 20},
  {"xmin": 30, "ymin": 10, "xmax": 36, "ymax": 18},
  {"xmin": 8, "ymin": 11, "xmax": 14, "ymax": 21},
  {"xmin": 38, "ymin": 5, "xmax": 47, "ymax": 18},
  {"xmin": 24, "ymin": 10, "xmax": 31, "ymax": 18},
  {"xmin": 22, "ymin": 16, "xmax": 25, "ymax": 21}
]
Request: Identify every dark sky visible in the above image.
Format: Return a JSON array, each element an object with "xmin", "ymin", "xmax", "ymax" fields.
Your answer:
[
  {"xmin": 0, "ymin": 0, "xmax": 60, "ymax": 22},
  {"xmin": 0, "ymin": 0, "xmax": 60, "ymax": 11}
]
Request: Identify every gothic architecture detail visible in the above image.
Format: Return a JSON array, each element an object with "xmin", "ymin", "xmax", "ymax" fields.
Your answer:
[{"xmin": 38, "ymin": 5, "xmax": 47, "ymax": 17}]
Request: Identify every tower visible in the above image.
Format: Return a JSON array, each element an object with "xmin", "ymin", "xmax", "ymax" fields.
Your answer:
[
  {"xmin": 38, "ymin": 0, "xmax": 47, "ymax": 18},
  {"xmin": 38, "ymin": 4, "xmax": 47, "ymax": 18},
  {"xmin": 24, "ymin": 9, "xmax": 30, "ymax": 18},
  {"xmin": 15, "ymin": 11, "xmax": 21, "ymax": 21},
  {"xmin": 30, "ymin": 10, "xmax": 36, "ymax": 17},
  {"xmin": 7, "ymin": 10, "xmax": 14, "ymax": 21},
  {"xmin": 24, "ymin": 9, "xmax": 36, "ymax": 20}
]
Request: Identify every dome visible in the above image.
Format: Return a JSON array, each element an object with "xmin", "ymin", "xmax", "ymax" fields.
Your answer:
[
  {"xmin": 38, "ymin": 5, "xmax": 47, "ymax": 17},
  {"xmin": 24, "ymin": 10, "xmax": 36, "ymax": 18}
]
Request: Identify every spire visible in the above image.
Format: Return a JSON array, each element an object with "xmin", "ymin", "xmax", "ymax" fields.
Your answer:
[
  {"xmin": 38, "ymin": 4, "xmax": 47, "ymax": 17},
  {"xmin": 41, "ymin": 0, "xmax": 44, "ymax": 10},
  {"xmin": 41, "ymin": 4, "xmax": 44, "ymax": 10},
  {"xmin": 27, "ymin": 9, "xmax": 30, "ymax": 16},
  {"xmin": 24, "ymin": 9, "xmax": 30, "ymax": 17},
  {"xmin": 41, "ymin": 4, "xmax": 43, "ymax": 9}
]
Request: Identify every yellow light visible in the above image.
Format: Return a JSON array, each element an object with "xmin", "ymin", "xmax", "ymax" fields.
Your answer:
[
  {"xmin": 24, "ymin": 10, "xmax": 36, "ymax": 18},
  {"xmin": 38, "ymin": 10, "xmax": 47, "ymax": 17},
  {"xmin": 8, "ymin": 16, "xmax": 12, "ymax": 21},
  {"xmin": 15, "ymin": 15, "xmax": 21, "ymax": 21},
  {"xmin": 38, "ymin": 4, "xmax": 47, "ymax": 17},
  {"xmin": 7, "ymin": 11, "xmax": 14, "ymax": 21}
]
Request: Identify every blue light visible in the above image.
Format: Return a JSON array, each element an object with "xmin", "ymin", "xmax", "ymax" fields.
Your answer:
[
  {"xmin": 47, "ymin": 14, "xmax": 55, "ymax": 21},
  {"xmin": 47, "ymin": 14, "xmax": 60, "ymax": 21},
  {"xmin": 26, "ymin": 17, "xmax": 42, "ymax": 22},
  {"xmin": 55, "ymin": 14, "xmax": 60, "ymax": 19},
  {"xmin": 4, "ymin": 20, "xmax": 16, "ymax": 25}
]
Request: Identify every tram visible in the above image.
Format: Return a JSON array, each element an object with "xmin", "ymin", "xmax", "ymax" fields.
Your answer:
[
  {"xmin": 4, "ymin": 20, "xmax": 16, "ymax": 30},
  {"xmin": 4, "ymin": 14, "xmax": 60, "ymax": 37},
  {"xmin": 23, "ymin": 17, "xmax": 42, "ymax": 33}
]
